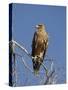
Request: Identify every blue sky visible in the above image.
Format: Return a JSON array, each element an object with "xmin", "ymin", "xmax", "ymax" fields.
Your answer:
[{"xmin": 11, "ymin": 3, "xmax": 66, "ymax": 86}]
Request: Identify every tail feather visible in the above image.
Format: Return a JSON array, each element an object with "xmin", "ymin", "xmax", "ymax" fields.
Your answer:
[
  {"xmin": 34, "ymin": 69, "xmax": 39, "ymax": 75},
  {"xmin": 32, "ymin": 58, "xmax": 42, "ymax": 75}
]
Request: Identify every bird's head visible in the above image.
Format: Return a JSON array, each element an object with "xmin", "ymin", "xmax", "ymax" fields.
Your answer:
[{"xmin": 35, "ymin": 24, "xmax": 45, "ymax": 31}]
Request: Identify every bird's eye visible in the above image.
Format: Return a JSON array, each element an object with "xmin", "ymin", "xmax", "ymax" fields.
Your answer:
[
  {"xmin": 39, "ymin": 25, "xmax": 41, "ymax": 27},
  {"xmin": 37, "ymin": 56, "xmax": 38, "ymax": 57}
]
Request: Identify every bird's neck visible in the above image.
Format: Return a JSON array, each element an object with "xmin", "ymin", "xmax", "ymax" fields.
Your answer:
[{"xmin": 38, "ymin": 29, "xmax": 45, "ymax": 32}]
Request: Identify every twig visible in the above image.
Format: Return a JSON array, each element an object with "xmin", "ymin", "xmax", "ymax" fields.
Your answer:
[
  {"xmin": 10, "ymin": 40, "xmax": 32, "ymax": 59},
  {"xmin": 13, "ymin": 52, "xmax": 34, "ymax": 73},
  {"xmin": 41, "ymin": 63, "xmax": 48, "ymax": 76},
  {"xmin": 21, "ymin": 57, "xmax": 33, "ymax": 73},
  {"xmin": 44, "ymin": 69, "xmax": 55, "ymax": 84}
]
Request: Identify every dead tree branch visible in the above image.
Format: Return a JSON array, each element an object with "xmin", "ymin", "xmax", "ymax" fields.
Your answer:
[{"xmin": 9, "ymin": 40, "xmax": 56, "ymax": 85}]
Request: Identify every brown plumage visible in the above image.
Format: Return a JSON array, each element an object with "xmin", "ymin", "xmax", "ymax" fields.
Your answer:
[{"xmin": 31, "ymin": 24, "xmax": 48, "ymax": 74}]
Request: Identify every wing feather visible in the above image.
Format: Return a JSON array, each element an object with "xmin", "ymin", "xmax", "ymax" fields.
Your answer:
[{"xmin": 31, "ymin": 32, "xmax": 37, "ymax": 56}]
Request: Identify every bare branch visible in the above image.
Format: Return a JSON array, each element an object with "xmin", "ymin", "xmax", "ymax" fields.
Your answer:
[
  {"xmin": 10, "ymin": 40, "xmax": 32, "ymax": 59},
  {"xmin": 9, "ymin": 40, "xmax": 57, "ymax": 85},
  {"xmin": 44, "ymin": 69, "xmax": 55, "ymax": 84}
]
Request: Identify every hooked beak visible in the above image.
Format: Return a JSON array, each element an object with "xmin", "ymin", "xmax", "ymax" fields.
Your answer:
[{"xmin": 35, "ymin": 25, "xmax": 39, "ymax": 29}]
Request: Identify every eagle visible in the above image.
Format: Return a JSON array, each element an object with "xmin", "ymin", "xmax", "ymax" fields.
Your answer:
[{"xmin": 31, "ymin": 24, "xmax": 48, "ymax": 74}]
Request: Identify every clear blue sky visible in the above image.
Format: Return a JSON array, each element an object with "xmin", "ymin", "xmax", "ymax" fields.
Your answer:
[{"xmin": 11, "ymin": 3, "xmax": 66, "ymax": 86}]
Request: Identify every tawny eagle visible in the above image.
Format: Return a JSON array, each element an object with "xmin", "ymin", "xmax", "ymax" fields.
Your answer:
[{"xmin": 31, "ymin": 24, "xmax": 48, "ymax": 74}]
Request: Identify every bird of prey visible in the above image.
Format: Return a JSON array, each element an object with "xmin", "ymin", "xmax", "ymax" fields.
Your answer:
[{"xmin": 31, "ymin": 24, "xmax": 48, "ymax": 74}]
